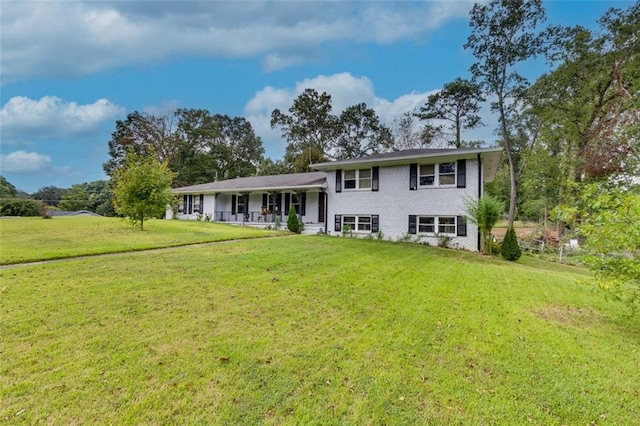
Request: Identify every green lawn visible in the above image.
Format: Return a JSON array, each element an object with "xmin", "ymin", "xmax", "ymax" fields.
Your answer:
[
  {"xmin": 1, "ymin": 231, "xmax": 638, "ymax": 424},
  {"xmin": 0, "ymin": 217, "xmax": 284, "ymax": 265}
]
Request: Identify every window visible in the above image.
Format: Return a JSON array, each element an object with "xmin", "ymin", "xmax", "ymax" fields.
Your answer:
[
  {"xmin": 419, "ymin": 165, "xmax": 435, "ymax": 186},
  {"xmin": 343, "ymin": 215, "xmax": 371, "ymax": 232},
  {"xmin": 358, "ymin": 169, "xmax": 371, "ymax": 189},
  {"xmin": 236, "ymin": 195, "xmax": 246, "ymax": 214},
  {"xmin": 417, "ymin": 216, "xmax": 456, "ymax": 235},
  {"xmin": 418, "ymin": 162, "xmax": 456, "ymax": 187},
  {"xmin": 439, "ymin": 162, "xmax": 456, "ymax": 185},
  {"xmin": 438, "ymin": 216, "xmax": 456, "ymax": 234},
  {"xmin": 418, "ymin": 216, "xmax": 435, "ymax": 233},
  {"xmin": 344, "ymin": 169, "xmax": 371, "ymax": 190}
]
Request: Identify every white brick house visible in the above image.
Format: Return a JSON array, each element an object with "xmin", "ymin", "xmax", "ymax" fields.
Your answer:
[{"xmin": 168, "ymin": 148, "xmax": 502, "ymax": 251}]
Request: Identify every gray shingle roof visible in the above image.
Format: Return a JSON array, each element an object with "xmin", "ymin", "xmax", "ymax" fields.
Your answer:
[
  {"xmin": 311, "ymin": 147, "xmax": 502, "ymax": 170},
  {"xmin": 173, "ymin": 172, "xmax": 328, "ymax": 194}
]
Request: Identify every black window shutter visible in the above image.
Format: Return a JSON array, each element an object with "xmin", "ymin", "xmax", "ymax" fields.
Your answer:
[
  {"xmin": 336, "ymin": 169, "xmax": 342, "ymax": 193},
  {"xmin": 243, "ymin": 194, "xmax": 249, "ymax": 213},
  {"xmin": 183, "ymin": 195, "xmax": 187, "ymax": 213},
  {"xmin": 301, "ymin": 192, "xmax": 306, "ymax": 216},
  {"xmin": 276, "ymin": 193, "xmax": 282, "ymax": 213},
  {"xmin": 409, "ymin": 163, "xmax": 417, "ymax": 190},
  {"xmin": 334, "ymin": 214, "xmax": 342, "ymax": 232},
  {"xmin": 372, "ymin": 215, "xmax": 379, "ymax": 232},
  {"xmin": 231, "ymin": 195, "xmax": 237, "ymax": 214},
  {"xmin": 284, "ymin": 193, "xmax": 291, "ymax": 215},
  {"xmin": 408, "ymin": 215, "xmax": 417, "ymax": 234},
  {"xmin": 262, "ymin": 193, "xmax": 267, "ymax": 207},
  {"xmin": 199, "ymin": 194, "xmax": 204, "ymax": 213},
  {"xmin": 457, "ymin": 216, "xmax": 467, "ymax": 237},
  {"xmin": 372, "ymin": 166, "xmax": 379, "ymax": 191},
  {"xmin": 457, "ymin": 159, "xmax": 466, "ymax": 188}
]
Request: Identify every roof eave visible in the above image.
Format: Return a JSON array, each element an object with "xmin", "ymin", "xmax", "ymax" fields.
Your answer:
[
  {"xmin": 173, "ymin": 182, "xmax": 327, "ymax": 194},
  {"xmin": 311, "ymin": 147, "xmax": 503, "ymax": 170}
]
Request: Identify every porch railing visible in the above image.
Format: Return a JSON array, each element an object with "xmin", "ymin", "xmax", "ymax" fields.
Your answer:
[{"xmin": 215, "ymin": 211, "xmax": 287, "ymax": 223}]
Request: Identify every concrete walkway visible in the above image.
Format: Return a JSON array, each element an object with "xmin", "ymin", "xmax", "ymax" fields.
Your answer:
[{"xmin": 0, "ymin": 234, "xmax": 302, "ymax": 270}]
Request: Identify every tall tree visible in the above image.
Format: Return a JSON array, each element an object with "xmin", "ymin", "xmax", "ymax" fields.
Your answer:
[
  {"xmin": 257, "ymin": 158, "xmax": 293, "ymax": 176},
  {"xmin": 415, "ymin": 77, "xmax": 485, "ymax": 148},
  {"xmin": 390, "ymin": 112, "xmax": 435, "ymax": 150},
  {"xmin": 465, "ymin": 0, "xmax": 550, "ymax": 227},
  {"xmin": 173, "ymin": 109, "xmax": 264, "ymax": 183},
  {"xmin": 31, "ymin": 185, "xmax": 67, "ymax": 207},
  {"xmin": 112, "ymin": 152, "xmax": 176, "ymax": 230},
  {"xmin": 335, "ymin": 103, "xmax": 393, "ymax": 160},
  {"xmin": 529, "ymin": 2, "xmax": 639, "ymax": 186},
  {"xmin": 271, "ymin": 88, "xmax": 340, "ymax": 170},
  {"xmin": 59, "ymin": 184, "xmax": 90, "ymax": 211},
  {"xmin": 272, "ymin": 88, "xmax": 392, "ymax": 170},
  {"xmin": 0, "ymin": 176, "xmax": 18, "ymax": 198},
  {"xmin": 104, "ymin": 111, "xmax": 179, "ymax": 178}
]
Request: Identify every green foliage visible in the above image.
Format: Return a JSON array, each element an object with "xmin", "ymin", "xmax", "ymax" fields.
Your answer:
[
  {"xmin": 577, "ymin": 183, "xmax": 640, "ymax": 314},
  {"xmin": 0, "ymin": 198, "xmax": 43, "ymax": 217},
  {"xmin": 31, "ymin": 185, "xmax": 67, "ymax": 207},
  {"xmin": 104, "ymin": 109, "xmax": 265, "ymax": 188},
  {"xmin": 436, "ymin": 233, "xmax": 454, "ymax": 248},
  {"xmin": 501, "ymin": 226, "xmax": 522, "ymax": 261},
  {"xmin": 465, "ymin": 0, "xmax": 550, "ymax": 226},
  {"xmin": 0, "ymin": 176, "xmax": 18, "ymax": 198},
  {"xmin": 59, "ymin": 183, "xmax": 90, "ymax": 211},
  {"xmin": 271, "ymin": 88, "xmax": 392, "ymax": 171},
  {"xmin": 465, "ymin": 195, "xmax": 504, "ymax": 254},
  {"xmin": 286, "ymin": 205, "xmax": 301, "ymax": 234},
  {"xmin": 112, "ymin": 152, "xmax": 177, "ymax": 230}
]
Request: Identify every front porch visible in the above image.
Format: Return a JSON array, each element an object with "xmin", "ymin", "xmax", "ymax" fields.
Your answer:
[{"xmin": 214, "ymin": 210, "xmax": 325, "ymax": 235}]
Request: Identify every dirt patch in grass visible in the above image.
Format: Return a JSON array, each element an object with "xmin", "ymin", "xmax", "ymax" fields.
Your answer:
[{"xmin": 532, "ymin": 305, "xmax": 605, "ymax": 327}]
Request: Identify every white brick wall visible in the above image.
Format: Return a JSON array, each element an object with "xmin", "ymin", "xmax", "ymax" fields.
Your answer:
[{"xmin": 326, "ymin": 160, "xmax": 482, "ymax": 251}]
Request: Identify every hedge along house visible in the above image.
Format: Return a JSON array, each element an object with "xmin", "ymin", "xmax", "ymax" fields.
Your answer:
[
  {"xmin": 310, "ymin": 147, "xmax": 502, "ymax": 250},
  {"xmin": 167, "ymin": 172, "xmax": 329, "ymax": 234},
  {"xmin": 168, "ymin": 147, "xmax": 502, "ymax": 250}
]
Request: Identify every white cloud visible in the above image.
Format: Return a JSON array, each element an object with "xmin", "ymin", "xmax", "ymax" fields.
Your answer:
[
  {"xmin": 1, "ymin": 1, "xmax": 473, "ymax": 82},
  {"xmin": 0, "ymin": 96, "xmax": 124, "ymax": 142},
  {"xmin": 0, "ymin": 151, "xmax": 51, "ymax": 173}
]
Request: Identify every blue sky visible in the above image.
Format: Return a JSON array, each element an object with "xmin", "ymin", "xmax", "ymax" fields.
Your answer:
[{"xmin": 0, "ymin": 0, "xmax": 631, "ymax": 193}]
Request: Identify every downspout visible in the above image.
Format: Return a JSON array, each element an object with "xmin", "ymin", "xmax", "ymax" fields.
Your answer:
[
  {"xmin": 477, "ymin": 153, "xmax": 482, "ymax": 252},
  {"xmin": 214, "ymin": 193, "xmax": 220, "ymax": 221}
]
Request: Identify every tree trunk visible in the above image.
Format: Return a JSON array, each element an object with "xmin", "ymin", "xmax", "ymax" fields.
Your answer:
[{"xmin": 498, "ymin": 97, "xmax": 517, "ymax": 228}]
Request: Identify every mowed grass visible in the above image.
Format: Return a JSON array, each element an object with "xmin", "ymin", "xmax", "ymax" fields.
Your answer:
[
  {"xmin": 2, "ymin": 235, "xmax": 639, "ymax": 424},
  {"xmin": 0, "ymin": 217, "xmax": 284, "ymax": 265}
]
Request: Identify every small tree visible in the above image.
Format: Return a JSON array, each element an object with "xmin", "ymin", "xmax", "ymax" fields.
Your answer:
[
  {"xmin": 465, "ymin": 195, "xmax": 504, "ymax": 254},
  {"xmin": 578, "ymin": 183, "xmax": 640, "ymax": 315},
  {"xmin": 112, "ymin": 152, "xmax": 176, "ymax": 230},
  {"xmin": 501, "ymin": 226, "xmax": 522, "ymax": 261},
  {"xmin": 286, "ymin": 205, "xmax": 302, "ymax": 234}
]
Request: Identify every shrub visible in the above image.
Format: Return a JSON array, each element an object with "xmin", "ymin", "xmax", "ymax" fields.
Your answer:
[
  {"xmin": 501, "ymin": 226, "xmax": 522, "ymax": 261},
  {"xmin": 287, "ymin": 206, "xmax": 301, "ymax": 234},
  {"xmin": 0, "ymin": 198, "xmax": 43, "ymax": 217},
  {"xmin": 436, "ymin": 233, "xmax": 454, "ymax": 248},
  {"xmin": 465, "ymin": 195, "xmax": 504, "ymax": 254}
]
